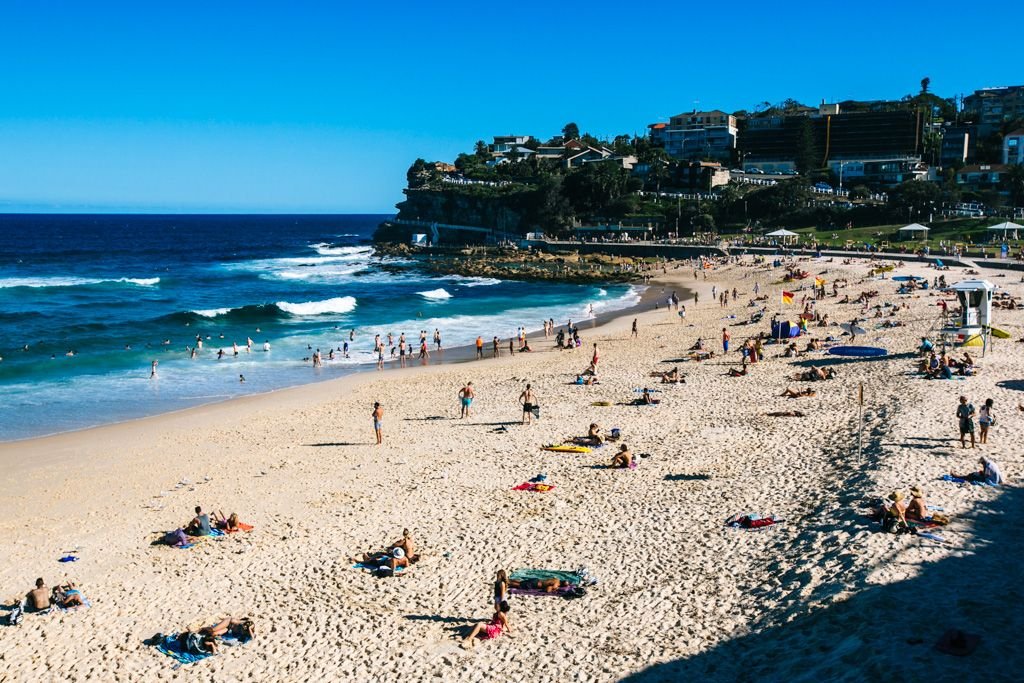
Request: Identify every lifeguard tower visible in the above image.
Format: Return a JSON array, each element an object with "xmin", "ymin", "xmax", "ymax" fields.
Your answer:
[{"xmin": 943, "ymin": 279, "xmax": 994, "ymax": 348}]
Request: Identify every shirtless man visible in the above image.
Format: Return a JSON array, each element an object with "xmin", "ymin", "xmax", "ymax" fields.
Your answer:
[
  {"xmin": 372, "ymin": 402, "xmax": 384, "ymax": 445},
  {"xmin": 520, "ymin": 384, "xmax": 537, "ymax": 425},
  {"xmin": 26, "ymin": 578, "xmax": 50, "ymax": 612},
  {"xmin": 611, "ymin": 443, "xmax": 633, "ymax": 468},
  {"xmin": 458, "ymin": 382, "xmax": 475, "ymax": 418}
]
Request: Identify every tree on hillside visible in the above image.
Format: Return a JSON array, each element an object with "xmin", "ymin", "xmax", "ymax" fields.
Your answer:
[
  {"xmin": 888, "ymin": 180, "xmax": 941, "ymax": 221},
  {"xmin": 1004, "ymin": 165, "xmax": 1024, "ymax": 209},
  {"xmin": 794, "ymin": 118, "xmax": 818, "ymax": 174},
  {"xmin": 920, "ymin": 76, "xmax": 931, "ymax": 94},
  {"xmin": 474, "ymin": 140, "xmax": 489, "ymax": 160},
  {"xmin": 562, "ymin": 122, "xmax": 580, "ymax": 141},
  {"xmin": 407, "ymin": 158, "xmax": 430, "ymax": 188}
]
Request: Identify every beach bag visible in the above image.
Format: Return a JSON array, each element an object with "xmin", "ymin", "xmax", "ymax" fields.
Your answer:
[
  {"xmin": 7, "ymin": 604, "xmax": 23, "ymax": 626},
  {"xmin": 882, "ymin": 513, "xmax": 910, "ymax": 535}
]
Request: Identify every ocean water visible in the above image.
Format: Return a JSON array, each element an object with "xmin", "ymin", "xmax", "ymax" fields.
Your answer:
[{"xmin": 0, "ymin": 214, "xmax": 642, "ymax": 441}]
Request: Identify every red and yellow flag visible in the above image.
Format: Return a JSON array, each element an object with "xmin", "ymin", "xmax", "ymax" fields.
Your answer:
[
  {"xmin": 781, "ymin": 291, "xmax": 794, "ymax": 304},
  {"xmin": 814, "ymin": 277, "xmax": 826, "ymax": 287}
]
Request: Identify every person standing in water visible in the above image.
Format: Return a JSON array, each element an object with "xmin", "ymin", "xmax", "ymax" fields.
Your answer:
[
  {"xmin": 150, "ymin": 360, "xmax": 158, "ymax": 378},
  {"xmin": 372, "ymin": 402, "xmax": 384, "ymax": 445}
]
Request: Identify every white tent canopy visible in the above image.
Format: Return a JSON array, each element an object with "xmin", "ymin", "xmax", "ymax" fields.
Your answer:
[
  {"xmin": 986, "ymin": 221, "xmax": 1022, "ymax": 240},
  {"xmin": 898, "ymin": 223, "xmax": 930, "ymax": 232},
  {"xmin": 766, "ymin": 229, "xmax": 798, "ymax": 237}
]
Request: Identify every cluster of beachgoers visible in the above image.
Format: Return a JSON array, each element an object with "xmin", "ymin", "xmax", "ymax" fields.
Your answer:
[{"xmin": 1, "ymin": 252, "xmax": 1020, "ymax": 680}]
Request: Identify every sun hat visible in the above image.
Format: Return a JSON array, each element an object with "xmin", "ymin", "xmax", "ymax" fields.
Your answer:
[
  {"xmin": 392, "ymin": 547, "xmax": 405, "ymax": 558},
  {"xmin": 910, "ymin": 487, "xmax": 923, "ymax": 498},
  {"xmin": 888, "ymin": 490, "xmax": 905, "ymax": 502}
]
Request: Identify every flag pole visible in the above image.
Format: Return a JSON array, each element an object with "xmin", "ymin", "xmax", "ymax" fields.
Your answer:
[{"xmin": 857, "ymin": 382, "xmax": 864, "ymax": 461}]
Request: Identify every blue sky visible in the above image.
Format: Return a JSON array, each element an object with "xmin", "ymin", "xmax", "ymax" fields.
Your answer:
[{"xmin": 2, "ymin": 1, "xmax": 1022, "ymax": 213}]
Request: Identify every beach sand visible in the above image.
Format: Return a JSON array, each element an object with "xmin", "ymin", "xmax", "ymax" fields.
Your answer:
[{"xmin": 1, "ymin": 256, "xmax": 1022, "ymax": 682}]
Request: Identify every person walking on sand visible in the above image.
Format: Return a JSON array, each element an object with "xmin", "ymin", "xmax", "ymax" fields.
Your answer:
[
  {"xmin": 459, "ymin": 382, "xmax": 475, "ymax": 418},
  {"xmin": 591, "ymin": 343, "xmax": 600, "ymax": 368},
  {"xmin": 492, "ymin": 336, "xmax": 499, "ymax": 358},
  {"xmin": 631, "ymin": 318, "xmax": 638, "ymax": 338},
  {"xmin": 722, "ymin": 328, "xmax": 730, "ymax": 354},
  {"xmin": 476, "ymin": 335, "xmax": 484, "ymax": 360},
  {"xmin": 372, "ymin": 402, "xmax": 384, "ymax": 445},
  {"xmin": 956, "ymin": 395, "xmax": 976, "ymax": 449},
  {"xmin": 509, "ymin": 337, "xmax": 515, "ymax": 356},
  {"xmin": 520, "ymin": 384, "xmax": 537, "ymax": 425}
]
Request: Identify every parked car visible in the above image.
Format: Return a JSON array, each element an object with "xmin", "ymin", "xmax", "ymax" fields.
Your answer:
[{"xmin": 747, "ymin": 168, "xmax": 764, "ymax": 174}]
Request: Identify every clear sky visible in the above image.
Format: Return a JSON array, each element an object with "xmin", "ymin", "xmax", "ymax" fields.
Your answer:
[{"xmin": 2, "ymin": 0, "xmax": 1022, "ymax": 213}]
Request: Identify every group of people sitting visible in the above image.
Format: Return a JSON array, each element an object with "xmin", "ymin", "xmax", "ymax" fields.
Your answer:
[
  {"xmin": 880, "ymin": 486, "xmax": 948, "ymax": 533},
  {"xmin": 555, "ymin": 328, "xmax": 581, "ymax": 350},
  {"xmin": 919, "ymin": 350, "xmax": 975, "ymax": 379},
  {"xmin": 652, "ymin": 366, "xmax": 682, "ymax": 384},
  {"xmin": 21, "ymin": 578, "xmax": 84, "ymax": 613},
  {"xmin": 791, "ymin": 366, "xmax": 837, "ymax": 382},
  {"xmin": 356, "ymin": 529, "xmax": 418, "ymax": 574},
  {"xmin": 161, "ymin": 506, "xmax": 245, "ymax": 547}
]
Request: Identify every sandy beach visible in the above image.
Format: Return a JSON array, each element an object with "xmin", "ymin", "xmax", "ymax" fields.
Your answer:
[{"xmin": 2, "ymin": 255, "xmax": 1022, "ymax": 682}]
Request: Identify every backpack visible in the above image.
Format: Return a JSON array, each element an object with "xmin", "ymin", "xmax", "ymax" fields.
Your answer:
[{"xmin": 7, "ymin": 604, "xmax": 24, "ymax": 626}]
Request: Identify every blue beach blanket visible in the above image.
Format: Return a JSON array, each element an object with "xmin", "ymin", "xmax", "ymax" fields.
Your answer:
[
  {"xmin": 940, "ymin": 474, "xmax": 996, "ymax": 487},
  {"xmin": 352, "ymin": 562, "xmax": 406, "ymax": 574},
  {"xmin": 154, "ymin": 634, "xmax": 215, "ymax": 666}
]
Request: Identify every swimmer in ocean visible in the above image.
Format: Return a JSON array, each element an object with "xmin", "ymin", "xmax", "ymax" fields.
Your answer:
[{"xmin": 239, "ymin": 374, "xmax": 245, "ymax": 383}]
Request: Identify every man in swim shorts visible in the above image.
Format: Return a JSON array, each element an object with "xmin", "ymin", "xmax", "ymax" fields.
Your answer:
[
  {"xmin": 459, "ymin": 382, "xmax": 475, "ymax": 418},
  {"xmin": 520, "ymin": 384, "xmax": 536, "ymax": 425},
  {"xmin": 373, "ymin": 402, "xmax": 384, "ymax": 445}
]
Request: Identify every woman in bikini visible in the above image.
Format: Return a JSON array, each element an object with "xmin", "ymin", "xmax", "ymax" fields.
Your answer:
[
  {"xmin": 493, "ymin": 570, "xmax": 509, "ymax": 610},
  {"xmin": 462, "ymin": 601, "xmax": 512, "ymax": 648}
]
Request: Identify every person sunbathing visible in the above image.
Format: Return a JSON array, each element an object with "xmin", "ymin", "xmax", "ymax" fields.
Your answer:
[
  {"xmin": 793, "ymin": 366, "xmax": 835, "ymax": 381},
  {"xmin": 727, "ymin": 360, "xmax": 749, "ymax": 377},
  {"xmin": 585, "ymin": 423, "xmax": 603, "ymax": 445},
  {"xmin": 689, "ymin": 338, "xmax": 706, "ymax": 351},
  {"xmin": 214, "ymin": 511, "xmax": 241, "ymax": 532},
  {"xmin": 780, "ymin": 386, "xmax": 816, "ymax": 398},
  {"xmin": 611, "ymin": 444, "xmax": 633, "ymax": 468},
  {"xmin": 805, "ymin": 338, "xmax": 822, "ymax": 352},
  {"xmin": 508, "ymin": 577, "xmax": 565, "ymax": 592},
  {"xmin": 201, "ymin": 617, "xmax": 255, "ymax": 641},
  {"xmin": 462, "ymin": 601, "xmax": 513, "ymax": 648},
  {"xmin": 575, "ymin": 373, "xmax": 599, "ymax": 385},
  {"xmin": 952, "ymin": 457, "xmax": 1004, "ymax": 486},
  {"xmin": 176, "ymin": 629, "xmax": 219, "ymax": 655},
  {"xmin": 783, "ymin": 343, "xmax": 800, "ymax": 358},
  {"xmin": 659, "ymin": 367, "xmax": 681, "ymax": 383},
  {"xmin": 50, "ymin": 582, "xmax": 84, "ymax": 608}
]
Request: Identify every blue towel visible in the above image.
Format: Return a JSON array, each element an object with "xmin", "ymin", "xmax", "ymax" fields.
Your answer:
[
  {"xmin": 154, "ymin": 635, "xmax": 215, "ymax": 666},
  {"xmin": 352, "ymin": 562, "xmax": 405, "ymax": 573},
  {"xmin": 940, "ymin": 474, "xmax": 995, "ymax": 487}
]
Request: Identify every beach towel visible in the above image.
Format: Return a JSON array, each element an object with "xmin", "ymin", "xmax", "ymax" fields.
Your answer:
[
  {"xmin": 508, "ymin": 568, "xmax": 590, "ymax": 597},
  {"xmin": 512, "ymin": 482, "xmax": 555, "ymax": 492},
  {"xmin": 154, "ymin": 634, "xmax": 215, "ymax": 666},
  {"xmin": 224, "ymin": 522, "xmax": 254, "ymax": 534},
  {"xmin": 352, "ymin": 562, "xmax": 406, "ymax": 574},
  {"xmin": 725, "ymin": 513, "xmax": 784, "ymax": 530},
  {"xmin": 940, "ymin": 474, "xmax": 996, "ymax": 487}
]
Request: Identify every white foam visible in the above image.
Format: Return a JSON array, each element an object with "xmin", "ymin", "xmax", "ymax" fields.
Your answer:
[
  {"xmin": 193, "ymin": 307, "xmax": 233, "ymax": 318},
  {"xmin": 418, "ymin": 288, "xmax": 453, "ymax": 300},
  {"xmin": 310, "ymin": 243, "xmax": 374, "ymax": 257},
  {"xmin": 0, "ymin": 276, "xmax": 160, "ymax": 289},
  {"xmin": 446, "ymin": 275, "xmax": 502, "ymax": 287},
  {"xmin": 276, "ymin": 296, "xmax": 357, "ymax": 316}
]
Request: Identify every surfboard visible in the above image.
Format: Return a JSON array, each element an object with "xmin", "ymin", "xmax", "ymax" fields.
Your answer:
[
  {"xmin": 989, "ymin": 326, "xmax": 1011, "ymax": 339},
  {"xmin": 840, "ymin": 323, "xmax": 867, "ymax": 335},
  {"xmin": 541, "ymin": 445, "xmax": 592, "ymax": 453},
  {"xmin": 827, "ymin": 345, "xmax": 888, "ymax": 358}
]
